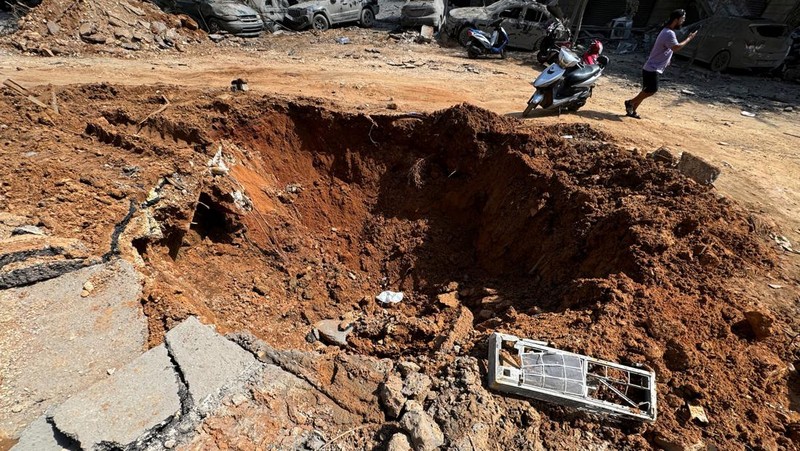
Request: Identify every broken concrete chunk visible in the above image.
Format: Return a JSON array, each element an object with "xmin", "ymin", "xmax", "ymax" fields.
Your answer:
[
  {"xmin": 11, "ymin": 415, "xmax": 76, "ymax": 451},
  {"xmin": 46, "ymin": 21, "xmax": 60, "ymax": 36},
  {"xmin": 11, "ymin": 225, "xmax": 45, "ymax": 236},
  {"xmin": 402, "ymin": 372, "xmax": 432, "ymax": 400},
  {"xmin": 386, "ymin": 432, "xmax": 412, "ymax": 451},
  {"xmin": 379, "ymin": 375, "xmax": 406, "ymax": 419},
  {"xmin": 314, "ymin": 319, "xmax": 353, "ymax": 346},
  {"xmin": 677, "ymin": 152, "xmax": 721, "ymax": 185},
  {"xmin": 744, "ymin": 310, "xmax": 775, "ymax": 340},
  {"xmin": 688, "ymin": 403, "xmax": 709, "ymax": 425},
  {"xmin": 165, "ymin": 316, "xmax": 258, "ymax": 404},
  {"xmin": 397, "ymin": 360, "xmax": 421, "ymax": 377},
  {"xmin": 51, "ymin": 345, "xmax": 182, "ymax": 450},
  {"xmin": 78, "ymin": 22, "xmax": 95, "ymax": 36},
  {"xmin": 649, "ymin": 146, "xmax": 677, "ymax": 166},
  {"xmin": 150, "ymin": 20, "xmax": 168, "ymax": 35},
  {"xmin": 399, "ymin": 400, "xmax": 444, "ymax": 451},
  {"xmin": 113, "ymin": 27, "xmax": 134, "ymax": 41}
]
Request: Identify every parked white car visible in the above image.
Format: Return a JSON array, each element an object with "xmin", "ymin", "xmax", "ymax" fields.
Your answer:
[{"xmin": 400, "ymin": 0, "xmax": 444, "ymax": 29}]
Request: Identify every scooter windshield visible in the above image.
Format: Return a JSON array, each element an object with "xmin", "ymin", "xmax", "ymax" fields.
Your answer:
[{"xmin": 557, "ymin": 48, "xmax": 580, "ymax": 68}]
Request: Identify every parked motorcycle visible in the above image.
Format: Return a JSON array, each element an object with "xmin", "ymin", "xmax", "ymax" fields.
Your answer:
[
  {"xmin": 465, "ymin": 19, "xmax": 509, "ymax": 59},
  {"xmin": 536, "ymin": 20, "xmax": 571, "ymax": 65},
  {"xmin": 523, "ymin": 47, "xmax": 609, "ymax": 116}
]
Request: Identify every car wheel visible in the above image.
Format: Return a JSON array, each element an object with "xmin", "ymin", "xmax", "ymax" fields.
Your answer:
[
  {"xmin": 458, "ymin": 26, "xmax": 471, "ymax": 47},
  {"xmin": 360, "ymin": 8, "xmax": 375, "ymax": 28},
  {"xmin": 312, "ymin": 14, "xmax": 329, "ymax": 31},
  {"xmin": 710, "ymin": 50, "xmax": 731, "ymax": 72},
  {"xmin": 207, "ymin": 18, "xmax": 221, "ymax": 34}
]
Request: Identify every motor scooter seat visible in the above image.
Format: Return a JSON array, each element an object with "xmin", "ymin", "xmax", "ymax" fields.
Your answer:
[{"xmin": 564, "ymin": 64, "xmax": 601, "ymax": 85}]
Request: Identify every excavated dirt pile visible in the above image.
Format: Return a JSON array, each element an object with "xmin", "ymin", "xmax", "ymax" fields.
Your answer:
[
  {"xmin": 1, "ymin": 84, "xmax": 798, "ymax": 449},
  {"xmin": 1, "ymin": 0, "xmax": 204, "ymax": 55}
]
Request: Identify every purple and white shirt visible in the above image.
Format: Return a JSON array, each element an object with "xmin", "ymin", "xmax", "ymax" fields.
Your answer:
[{"xmin": 643, "ymin": 28, "xmax": 680, "ymax": 73}]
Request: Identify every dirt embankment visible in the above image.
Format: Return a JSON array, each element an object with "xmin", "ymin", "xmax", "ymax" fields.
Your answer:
[{"xmin": 1, "ymin": 83, "xmax": 798, "ymax": 449}]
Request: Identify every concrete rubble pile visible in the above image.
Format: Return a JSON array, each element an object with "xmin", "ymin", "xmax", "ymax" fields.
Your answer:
[{"xmin": 1, "ymin": 0, "xmax": 204, "ymax": 55}]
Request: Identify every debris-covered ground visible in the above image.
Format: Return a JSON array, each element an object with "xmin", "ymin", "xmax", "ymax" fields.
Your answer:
[{"xmin": 1, "ymin": 2, "xmax": 800, "ymax": 450}]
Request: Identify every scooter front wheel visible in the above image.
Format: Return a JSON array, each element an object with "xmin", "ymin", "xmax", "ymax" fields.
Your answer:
[
  {"xmin": 522, "ymin": 102, "xmax": 536, "ymax": 117},
  {"xmin": 467, "ymin": 45, "xmax": 480, "ymax": 59}
]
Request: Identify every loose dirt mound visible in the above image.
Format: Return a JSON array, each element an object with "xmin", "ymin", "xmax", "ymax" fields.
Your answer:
[
  {"xmin": 1, "ymin": 84, "xmax": 798, "ymax": 449},
  {"xmin": 1, "ymin": 0, "xmax": 204, "ymax": 55}
]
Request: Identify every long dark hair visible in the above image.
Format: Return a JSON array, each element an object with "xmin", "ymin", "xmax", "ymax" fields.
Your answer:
[{"xmin": 663, "ymin": 8, "xmax": 686, "ymax": 28}]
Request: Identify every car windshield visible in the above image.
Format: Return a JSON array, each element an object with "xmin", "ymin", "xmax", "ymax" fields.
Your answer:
[{"xmin": 486, "ymin": 0, "xmax": 521, "ymax": 14}]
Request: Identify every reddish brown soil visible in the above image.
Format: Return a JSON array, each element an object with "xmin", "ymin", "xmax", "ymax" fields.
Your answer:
[{"xmin": 1, "ymin": 83, "xmax": 798, "ymax": 449}]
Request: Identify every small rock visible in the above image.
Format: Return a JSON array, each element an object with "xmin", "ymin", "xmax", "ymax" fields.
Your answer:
[
  {"xmin": 46, "ymin": 21, "xmax": 60, "ymax": 36},
  {"xmin": 11, "ymin": 404, "xmax": 23, "ymax": 413},
  {"xmin": 314, "ymin": 319, "xmax": 352, "ymax": 346},
  {"xmin": 664, "ymin": 339, "xmax": 694, "ymax": 371},
  {"xmin": 397, "ymin": 361, "xmax": 421, "ymax": 377},
  {"xmin": 83, "ymin": 33, "xmax": 109, "ymax": 44},
  {"xmin": 688, "ymin": 403, "xmax": 709, "ymax": 425},
  {"xmin": 402, "ymin": 372, "xmax": 432, "ymax": 400},
  {"xmin": 436, "ymin": 291, "xmax": 459, "ymax": 308},
  {"xmin": 649, "ymin": 146, "xmax": 677, "ymax": 165},
  {"xmin": 83, "ymin": 281, "xmax": 94, "ymax": 293},
  {"xmin": 230, "ymin": 392, "xmax": 248, "ymax": 406},
  {"xmin": 785, "ymin": 106, "xmax": 794, "ymax": 112},
  {"xmin": 677, "ymin": 152, "xmax": 721, "ymax": 185},
  {"xmin": 150, "ymin": 21, "xmax": 168, "ymax": 35},
  {"xmin": 114, "ymin": 27, "xmax": 133, "ymax": 40},
  {"xmin": 399, "ymin": 400, "xmax": 444, "ymax": 451},
  {"xmin": 164, "ymin": 28, "xmax": 179, "ymax": 44},
  {"xmin": 107, "ymin": 368, "xmax": 115, "ymax": 375},
  {"xmin": 379, "ymin": 375, "xmax": 406, "ymax": 419},
  {"xmin": 208, "ymin": 33, "xmax": 225, "ymax": 42},
  {"xmin": 120, "ymin": 42, "xmax": 140, "ymax": 51},
  {"xmin": 387, "ymin": 102, "xmax": 399, "ymax": 110},
  {"xmin": 387, "ymin": 433, "xmax": 412, "ymax": 451},
  {"xmin": 78, "ymin": 22, "xmax": 95, "ymax": 36},
  {"xmin": 653, "ymin": 434, "xmax": 705, "ymax": 451},
  {"xmin": 163, "ymin": 439, "xmax": 177, "ymax": 449},
  {"xmin": 744, "ymin": 310, "xmax": 774, "ymax": 339}
]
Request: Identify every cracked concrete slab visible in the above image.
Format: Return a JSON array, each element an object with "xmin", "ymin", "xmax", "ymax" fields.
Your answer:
[
  {"xmin": 0, "ymin": 260, "xmax": 147, "ymax": 438},
  {"xmin": 164, "ymin": 316, "xmax": 258, "ymax": 404},
  {"xmin": 10, "ymin": 415, "xmax": 78, "ymax": 451},
  {"xmin": 50, "ymin": 344, "xmax": 182, "ymax": 450},
  {"xmin": 0, "ymin": 235, "xmax": 92, "ymax": 289}
]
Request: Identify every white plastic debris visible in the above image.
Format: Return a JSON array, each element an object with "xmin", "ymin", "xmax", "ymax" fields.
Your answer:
[
  {"xmin": 488, "ymin": 332, "xmax": 657, "ymax": 422},
  {"xmin": 740, "ymin": 111, "xmax": 756, "ymax": 117},
  {"xmin": 208, "ymin": 146, "xmax": 229, "ymax": 175},
  {"xmin": 376, "ymin": 291, "xmax": 404, "ymax": 304}
]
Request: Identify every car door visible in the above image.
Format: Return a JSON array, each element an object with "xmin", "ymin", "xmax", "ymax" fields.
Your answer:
[
  {"xmin": 338, "ymin": 0, "xmax": 361, "ymax": 22},
  {"xmin": 495, "ymin": 6, "xmax": 523, "ymax": 47},
  {"xmin": 326, "ymin": 0, "xmax": 346, "ymax": 23},
  {"xmin": 515, "ymin": 4, "xmax": 549, "ymax": 50}
]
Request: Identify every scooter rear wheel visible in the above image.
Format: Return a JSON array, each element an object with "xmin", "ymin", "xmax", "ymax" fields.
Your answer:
[{"xmin": 467, "ymin": 45, "xmax": 480, "ymax": 59}]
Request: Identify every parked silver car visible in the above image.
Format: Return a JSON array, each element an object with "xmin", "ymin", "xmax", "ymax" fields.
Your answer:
[
  {"xmin": 444, "ymin": 0, "xmax": 561, "ymax": 50},
  {"xmin": 676, "ymin": 16, "xmax": 792, "ymax": 72},
  {"xmin": 165, "ymin": 0, "xmax": 265, "ymax": 36},
  {"xmin": 283, "ymin": 0, "xmax": 378, "ymax": 30},
  {"xmin": 400, "ymin": 0, "xmax": 444, "ymax": 29}
]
